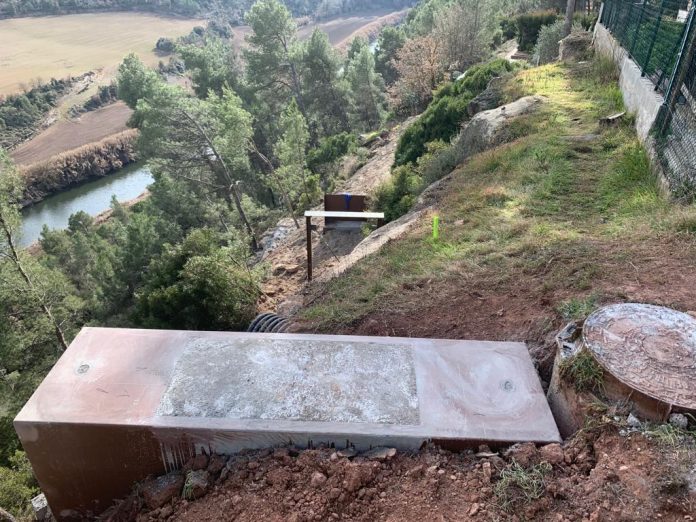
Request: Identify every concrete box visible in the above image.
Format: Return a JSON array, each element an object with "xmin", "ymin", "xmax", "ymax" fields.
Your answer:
[{"xmin": 15, "ymin": 327, "xmax": 559, "ymax": 519}]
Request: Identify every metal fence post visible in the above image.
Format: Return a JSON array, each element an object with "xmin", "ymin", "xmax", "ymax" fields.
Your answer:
[
  {"xmin": 630, "ymin": 0, "xmax": 648, "ymax": 56},
  {"xmin": 659, "ymin": 6, "xmax": 696, "ymax": 134}
]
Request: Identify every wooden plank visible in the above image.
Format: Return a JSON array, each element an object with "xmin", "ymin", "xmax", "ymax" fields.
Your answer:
[
  {"xmin": 306, "ymin": 215, "xmax": 313, "ymax": 282},
  {"xmin": 304, "ymin": 210, "xmax": 385, "ymax": 219}
]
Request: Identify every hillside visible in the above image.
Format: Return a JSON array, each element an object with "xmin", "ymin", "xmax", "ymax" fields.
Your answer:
[
  {"xmin": 105, "ymin": 59, "xmax": 696, "ymax": 521},
  {"xmin": 297, "ymin": 63, "xmax": 696, "ymax": 375}
]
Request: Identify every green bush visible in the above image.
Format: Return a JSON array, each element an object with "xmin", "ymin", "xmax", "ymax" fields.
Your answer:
[
  {"xmin": 0, "ymin": 451, "xmax": 38, "ymax": 518},
  {"xmin": 516, "ymin": 10, "xmax": 560, "ymax": 52},
  {"xmin": 134, "ymin": 229, "xmax": 261, "ymax": 331},
  {"xmin": 394, "ymin": 59, "xmax": 514, "ymax": 166},
  {"xmin": 500, "ymin": 17, "xmax": 518, "ymax": 40},
  {"xmin": 307, "ymin": 132, "xmax": 357, "ymax": 171},
  {"xmin": 534, "ymin": 20, "xmax": 567, "ymax": 64},
  {"xmin": 573, "ymin": 11, "xmax": 598, "ymax": 31},
  {"xmin": 374, "ymin": 165, "xmax": 423, "ymax": 222}
]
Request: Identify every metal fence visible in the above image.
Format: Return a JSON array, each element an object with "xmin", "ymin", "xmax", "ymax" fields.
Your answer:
[
  {"xmin": 601, "ymin": 0, "xmax": 696, "ymax": 194},
  {"xmin": 600, "ymin": 0, "xmax": 692, "ymax": 93}
]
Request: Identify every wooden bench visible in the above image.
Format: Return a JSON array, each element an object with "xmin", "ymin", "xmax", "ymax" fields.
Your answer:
[
  {"xmin": 304, "ymin": 210, "xmax": 385, "ymax": 281},
  {"xmin": 323, "ymin": 194, "xmax": 367, "ymax": 231}
]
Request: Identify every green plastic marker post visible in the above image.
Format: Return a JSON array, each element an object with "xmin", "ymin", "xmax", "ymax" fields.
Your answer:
[{"xmin": 432, "ymin": 215, "xmax": 440, "ymax": 240}]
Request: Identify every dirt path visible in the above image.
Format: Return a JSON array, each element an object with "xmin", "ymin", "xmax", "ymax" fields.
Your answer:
[{"xmin": 257, "ymin": 119, "xmax": 415, "ymax": 315}]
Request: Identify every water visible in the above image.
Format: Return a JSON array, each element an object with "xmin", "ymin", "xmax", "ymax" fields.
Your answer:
[{"xmin": 20, "ymin": 164, "xmax": 153, "ymax": 247}]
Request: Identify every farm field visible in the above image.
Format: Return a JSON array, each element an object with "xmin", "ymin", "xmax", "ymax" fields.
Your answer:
[
  {"xmin": 10, "ymin": 102, "xmax": 132, "ymax": 166},
  {"xmin": 0, "ymin": 12, "xmax": 202, "ymax": 95},
  {"xmin": 231, "ymin": 9, "xmax": 408, "ymax": 50}
]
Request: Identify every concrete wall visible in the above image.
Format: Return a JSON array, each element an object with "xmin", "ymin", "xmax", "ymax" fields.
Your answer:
[{"xmin": 593, "ymin": 22, "xmax": 664, "ymax": 142}]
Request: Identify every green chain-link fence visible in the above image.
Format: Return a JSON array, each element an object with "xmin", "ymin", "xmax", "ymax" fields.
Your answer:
[
  {"xmin": 601, "ymin": 0, "xmax": 696, "ymax": 196},
  {"xmin": 600, "ymin": 0, "xmax": 691, "ymax": 92}
]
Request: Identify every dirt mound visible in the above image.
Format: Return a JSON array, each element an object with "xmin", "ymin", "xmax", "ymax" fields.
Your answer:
[{"xmin": 118, "ymin": 426, "xmax": 694, "ymax": 521}]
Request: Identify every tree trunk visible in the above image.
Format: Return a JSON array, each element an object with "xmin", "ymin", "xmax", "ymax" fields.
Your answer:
[
  {"xmin": 250, "ymin": 144, "xmax": 301, "ymax": 229},
  {"xmin": 180, "ymin": 110, "xmax": 261, "ymax": 251},
  {"xmin": 0, "ymin": 213, "xmax": 68, "ymax": 352},
  {"xmin": 564, "ymin": 0, "xmax": 577, "ymax": 37}
]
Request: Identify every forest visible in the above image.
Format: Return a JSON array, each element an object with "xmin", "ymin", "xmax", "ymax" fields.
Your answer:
[{"xmin": 0, "ymin": 0, "xmax": 584, "ymax": 515}]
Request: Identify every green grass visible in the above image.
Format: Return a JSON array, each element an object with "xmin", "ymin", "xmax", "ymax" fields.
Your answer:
[
  {"xmin": 300, "ymin": 59, "xmax": 696, "ymax": 332},
  {"xmin": 557, "ymin": 294, "xmax": 599, "ymax": 321},
  {"xmin": 494, "ymin": 461, "xmax": 552, "ymax": 512},
  {"xmin": 559, "ymin": 349, "xmax": 604, "ymax": 392}
]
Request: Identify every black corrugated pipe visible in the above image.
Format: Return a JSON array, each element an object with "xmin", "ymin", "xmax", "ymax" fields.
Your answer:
[{"xmin": 247, "ymin": 312, "xmax": 290, "ymax": 333}]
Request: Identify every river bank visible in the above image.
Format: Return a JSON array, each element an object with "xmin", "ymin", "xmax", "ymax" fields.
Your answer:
[
  {"xmin": 20, "ymin": 162, "xmax": 152, "ymax": 247},
  {"xmin": 20, "ymin": 129, "xmax": 138, "ymax": 207}
]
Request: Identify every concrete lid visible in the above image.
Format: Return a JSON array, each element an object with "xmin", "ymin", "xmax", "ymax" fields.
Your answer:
[
  {"xmin": 16, "ymin": 327, "xmax": 559, "ymax": 444},
  {"xmin": 583, "ymin": 303, "xmax": 696, "ymax": 410}
]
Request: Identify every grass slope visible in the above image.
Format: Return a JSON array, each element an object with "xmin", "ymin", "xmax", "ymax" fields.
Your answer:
[
  {"xmin": 299, "ymin": 60, "xmax": 696, "ymax": 358},
  {"xmin": 0, "ymin": 13, "xmax": 201, "ymax": 95}
]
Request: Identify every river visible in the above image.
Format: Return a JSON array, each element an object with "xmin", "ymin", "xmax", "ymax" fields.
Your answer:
[{"xmin": 20, "ymin": 164, "xmax": 153, "ymax": 247}]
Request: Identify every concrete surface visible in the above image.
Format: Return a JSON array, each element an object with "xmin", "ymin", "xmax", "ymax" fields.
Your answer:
[
  {"xmin": 15, "ymin": 327, "xmax": 559, "ymax": 519},
  {"xmin": 157, "ymin": 337, "xmax": 420, "ymax": 424}
]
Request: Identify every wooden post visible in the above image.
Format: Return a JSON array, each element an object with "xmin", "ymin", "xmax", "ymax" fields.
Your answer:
[{"xmin": 306, "ymin": 215, "xmax": 313, "ymax": 281}]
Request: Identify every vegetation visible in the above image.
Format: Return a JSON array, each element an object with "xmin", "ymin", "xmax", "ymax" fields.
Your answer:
[
  {"xmin": 394, "ymin": 59, "xmax": 515, "ymax": 166},
  {"xmin": 0, "ymin": 78, "xmax": 73, "ymax": 148},
  {"xmin": 301, "ymin": 60, "xmax": 696, "ymax": 341},
  {"xmin": 516, "ymin": 10, "xmax": 559, "ymax": 51},
  {"xmin": 494, "ymin": 461, "xmax": 553, "ymax": 511},
  {"xmin": 0, "ymin": 0, "xmax": 653, "ymax": 517},
  {"xmin": 559, "ymin": 350, "xmax": 604, "ymax": 392}
]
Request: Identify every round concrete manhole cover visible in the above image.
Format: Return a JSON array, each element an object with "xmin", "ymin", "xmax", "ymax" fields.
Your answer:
[{"xmin": 583, "ymin": 303, "xmax": 696, "ymax": 410}]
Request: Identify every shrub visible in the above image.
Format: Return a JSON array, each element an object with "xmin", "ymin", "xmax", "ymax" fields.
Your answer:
[
  {"xmin": 534, "ymin": 20, "xmax": 567, "ymax": 64},
  {"xmin": 394, "ymin": 59, "xmax": 514, "ymax": 166},
  {"xmin": 516, "ymin": 10, "xmax": 559, "ymax": 52},
  {"xmin": 155, "ymin": 37, "xmax": 176, "ymax": 54},
  {"xmin": 0, "ymin": 451, "xmax": 38, "ymax": 518},
  {"xmin": 574, "ymin": 11, "xmax": 598, "ymax": 31},
  {"xmin": 373, "ymin": 165, "xmax": 422, "ymax": 222},
  {"xmin": 307, "ymin": 132, "xmax": 357, "ymax": 171}
]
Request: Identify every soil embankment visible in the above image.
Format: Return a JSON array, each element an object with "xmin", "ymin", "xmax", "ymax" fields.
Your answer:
[
  {"xmin": 21, "ymin": 129, "xmax": 137, "ymax": 206},
  {"xmin": 116, "ymin": 426, "xmax": 694, "ymax": 521}
]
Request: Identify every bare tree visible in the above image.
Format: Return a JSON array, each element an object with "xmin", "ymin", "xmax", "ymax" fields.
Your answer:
[{"xmin": 389, "ymin": 35, "xmax": 447, "ymax": 113}]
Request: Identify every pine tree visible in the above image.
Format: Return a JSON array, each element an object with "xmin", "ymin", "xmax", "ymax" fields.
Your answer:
[
  {"xmin": 244, "ymin": 0, "xmax": 306, "ymax": 119},
  {"xmin": 345, "ymin": 46, "xmax": 387, "ymax": 131},
  {"xmin": 301, "ymin": 29, "xmax": 350, "ymax": 136},
  {"xmin": 274, "ymin": 101, "xmax": 318, "ymax": 210}
]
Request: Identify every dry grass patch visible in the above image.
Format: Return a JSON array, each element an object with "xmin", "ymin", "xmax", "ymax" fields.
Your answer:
[{"xmin": 0, "ymin": 13, "xmax": 201, "ymax": 95}]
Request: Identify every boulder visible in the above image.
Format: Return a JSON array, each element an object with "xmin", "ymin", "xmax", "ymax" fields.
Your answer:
[
  {"xmin": 183, "ymin": 470, "xmax": 210, "ymax": 500},
  {"xmin": 458, "ymin": 95, "xmax": 547, "ymax": 157},
  {"xmin": 467, "ymin": 76, "xmax": 506, "ymax": 117},
  {"xmin": 141, "ymin": 473, "xmax": 184, "ymax": 510},
  {"xmin": 559, "ymin": 31, "xmax": 593, "ymax": 62}
]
